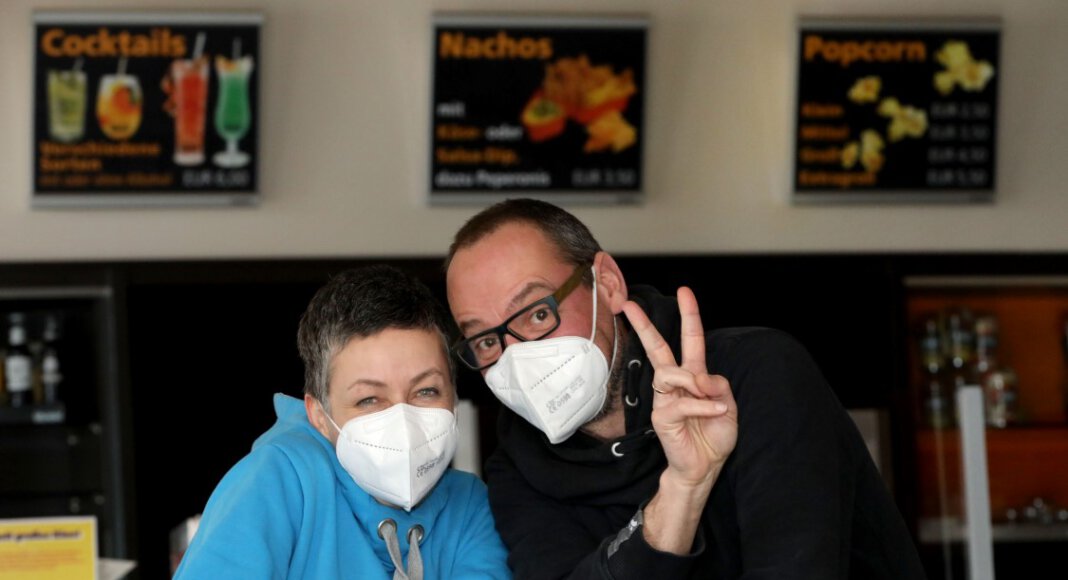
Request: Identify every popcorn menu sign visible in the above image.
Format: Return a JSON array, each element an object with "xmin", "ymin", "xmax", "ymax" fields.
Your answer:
[
  {"xmin": 32, "ymin": 12, "xmax": 261, "ymax": 208},
  {"xmin": 793, "ymin": 20, "xmax": 1000, "ymax": 203},
  {"xmin": 429, "ymin": 15, "xmax": 647, "ymax": 204}
]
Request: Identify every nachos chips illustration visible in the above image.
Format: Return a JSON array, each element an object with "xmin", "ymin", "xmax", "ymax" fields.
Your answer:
[
  {"xmin": 934, "ymin": 40, "xmax": 995, "ymax": 95},
  {"xmin": 878, "ymin": 97, "xmax": 928, "ymax": 142},
  {"xmin": 521, "ymin": 54, "xmax": 637, "ymax": 152},
  {"xmin": 847, "ymin": 76, "xmax": 881, "ymax": 104},
  {"xmin": 584, "ymin": 111, "xmax": 636, "ymax": 153}
]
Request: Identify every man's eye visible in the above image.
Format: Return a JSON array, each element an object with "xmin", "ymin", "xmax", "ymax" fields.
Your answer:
[
  {"xmin": 523, "ymin": 306, "xmax": 554, "ymax": 329},
  {"xmin": 474, "ymin": 335, "xmax": 498, "ymax": 352},
  {"xmin": 529, "ymin": 308, "xmax": 550, "ymax": 323}
]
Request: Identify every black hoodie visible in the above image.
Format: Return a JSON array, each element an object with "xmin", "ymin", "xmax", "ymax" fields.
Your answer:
[{"xmin": 484, "ymin": 285, "xmax": 926, "ymax": 579}]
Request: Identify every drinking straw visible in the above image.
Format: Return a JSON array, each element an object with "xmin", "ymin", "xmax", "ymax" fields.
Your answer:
[
  {"xmin": 117, "ymin": 56, "xmax": 127, "ymax": 76},
  {"xmin": 193, "ymin": 32, "xmax": 206, "ymax": 60},
  {"xmin": 232, "ymin": 38, "xmax": 241, "ymax": 60},
  {"xmin": 73, "ymin": 57, "xmax": 83, "ymax": 73}
]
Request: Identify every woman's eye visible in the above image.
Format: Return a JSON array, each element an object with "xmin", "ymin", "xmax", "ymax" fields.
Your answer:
[
  {"xmin": 356, "ymin": 397, "xmax": 377, "ymax": 408},
  {"xmin": 416, "ymin": 387, "xmax": 440, "ymax": 398}
]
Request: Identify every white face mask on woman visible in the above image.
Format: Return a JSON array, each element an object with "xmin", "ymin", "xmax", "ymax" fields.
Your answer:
[
  {"xmin": 484, "ymin": 267, "xmax": 618, "ymax": 444},
  {"xmin": 322, "ymin": 402, "xmax": 458, "ymax": 511}
]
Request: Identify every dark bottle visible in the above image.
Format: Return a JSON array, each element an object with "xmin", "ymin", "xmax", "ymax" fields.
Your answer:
[
  {"xmin": 5, "ymin": 313, "xmax": 33, "ymax": 408},
  {"xmin": 944, "ymin": 306, "xmax": 976, "ymax": 382},
  {"xmin": 920, "ymin": 317, "xmax": 953, "ymax": 429},
  {"xmin": 974, "ymin": 314, "xmax": 1018, "ymax": 428},
  {"xmin": 41, "ymin": 315, "xmax": 63, "ymax": 405},
  {"xmin": 1062, "ymin": 317, "xmax": 1068, "ymax": 423}
]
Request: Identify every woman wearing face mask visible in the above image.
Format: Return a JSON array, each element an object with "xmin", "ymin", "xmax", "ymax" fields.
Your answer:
[{"xmin": 174, "ymin": 265, "xmax": 510, "ymax": 580}]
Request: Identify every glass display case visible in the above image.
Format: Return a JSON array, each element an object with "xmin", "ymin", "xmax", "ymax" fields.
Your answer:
[
  {"xmin": 0, "ymin": 285, "xmax": 129, "ymax": 559},
  {"xmin": 905, "ymin": 277, "xmax": 1068, "ymax": 579}
]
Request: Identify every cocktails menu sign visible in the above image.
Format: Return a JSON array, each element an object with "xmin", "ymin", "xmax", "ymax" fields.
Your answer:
[
  {"xmin": 32, "ymin": 12, "xmax": 261, "ymax": 207},
  {"xmin": 430, "ymin": 15, "xmax": 646, "ymax": 204},
  {"xmin": 793, "ymin": 20, "xmax": 1000, "ymax": 203}
]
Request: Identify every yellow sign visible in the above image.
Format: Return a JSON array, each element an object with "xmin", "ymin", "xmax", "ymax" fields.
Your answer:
[{"xmin": 0, "ymin": 517, "xmax": 97, "ymax": 580}]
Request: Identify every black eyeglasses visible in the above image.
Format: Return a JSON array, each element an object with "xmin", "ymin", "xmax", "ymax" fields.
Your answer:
[{"xmin": 452, "ymin": 264, "xmax": 588, "ymax": 370}]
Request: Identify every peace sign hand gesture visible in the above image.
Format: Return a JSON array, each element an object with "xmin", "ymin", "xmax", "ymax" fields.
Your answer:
[{"xmin": 622, "ymin": 287, "xmax": 738, "ymax": 491}]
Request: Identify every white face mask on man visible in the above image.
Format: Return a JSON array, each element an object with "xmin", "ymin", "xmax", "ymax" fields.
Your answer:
[
  {"xmin": 322, "ymin": 402, "xmax": 458, "ymax": 511},
  {"xmin": 485, "ymin": 266, "xmax": 618, "ymax": 444}
]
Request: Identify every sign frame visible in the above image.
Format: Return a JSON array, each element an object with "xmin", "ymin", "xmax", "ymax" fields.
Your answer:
[
  {"xmin": 428, "ymin": 13, "xmax": 648, "ymax": 206},
  {"xmin": 31, "ymin": 11, "xmax": 263, "ymax": 209},
  {"xmin": 791, "ymin": 18, "xmax": 1001, "ymax": 204}
]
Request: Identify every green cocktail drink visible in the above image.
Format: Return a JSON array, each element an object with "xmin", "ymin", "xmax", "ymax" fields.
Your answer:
[
  {"xmin": 47, "ymin": 69, "xmax": 87, "ymax": 142},
  {"xmin": 213, "ymin": 55, "xmax": 253, "ymax": 168}
]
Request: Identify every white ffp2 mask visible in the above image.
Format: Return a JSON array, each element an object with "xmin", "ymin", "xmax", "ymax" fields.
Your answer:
[
  {"xmin": 323, "ymin": 403, "xmax": 458, "ymax": 511},
  {"xmin": 484, "ymin": 267, "xmax": 618, "ymax": 444}
]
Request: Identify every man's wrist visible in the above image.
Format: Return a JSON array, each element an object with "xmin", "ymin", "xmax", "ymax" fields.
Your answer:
[{"xmin": 642, "ymin": 470, "xmax": 716, "ymax": 554}]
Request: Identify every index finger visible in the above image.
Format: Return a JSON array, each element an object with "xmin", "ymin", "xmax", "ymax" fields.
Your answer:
[
  {"xmin": 621, "ymin": 300, "xmax": 678, "ymax": 369},
  {"xmin": 677, "ymin": 287, "xmax": 708, "ymax": 375}
]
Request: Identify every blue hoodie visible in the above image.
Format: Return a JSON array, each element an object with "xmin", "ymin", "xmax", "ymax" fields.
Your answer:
[{"xmin": 174, "ymin": 394, "xmax": 511, "ymax": 579}]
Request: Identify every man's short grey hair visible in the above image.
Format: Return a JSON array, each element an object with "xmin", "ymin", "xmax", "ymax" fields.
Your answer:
[
  {"xmin": 444, "ymin": 198, "xmax": 602, "ymax": 286},
  {"xmin": 297, "ymin": 265, "xmax": 456, "ymax": 407}
]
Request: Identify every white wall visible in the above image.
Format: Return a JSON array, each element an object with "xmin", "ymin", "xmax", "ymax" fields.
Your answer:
[{"xmin": 1, "ymin": 0, "xmax": 1065, "ymax": 262}]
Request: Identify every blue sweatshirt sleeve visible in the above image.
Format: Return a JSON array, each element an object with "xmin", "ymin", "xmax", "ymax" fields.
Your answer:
[
  {"xmin": 450, "ymin": 473, "xmax": 513, "ymax": 579},
  {"xmin": 174, "ymin": 445, "xmax": 302, "ymax": 580}
]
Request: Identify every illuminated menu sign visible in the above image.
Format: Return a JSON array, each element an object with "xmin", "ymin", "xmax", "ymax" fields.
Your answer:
[
  {"xmin": 793, "ymin": 20, "xmax": 1000, "ymax": 202},
  {"xmin": 430, "ymin": 15, "xmax": 647, "ymax": 204},
  {"xmin": 32, "ymin": 12, "xmax": 261, "ymax": 207}
]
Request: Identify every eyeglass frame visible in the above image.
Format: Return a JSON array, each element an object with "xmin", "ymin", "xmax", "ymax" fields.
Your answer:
[{"xmin": 451, "ymin": 263, "xmax": 590, "ymax": 370}]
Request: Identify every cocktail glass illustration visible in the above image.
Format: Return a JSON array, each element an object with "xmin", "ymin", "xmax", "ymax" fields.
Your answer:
[
  {"xmin": 97, "ymin": 58, "xmax": 142, "ymax": 140},
  {"xmin": 213, "ymin": 48, "xmax": 253, "ymax": 168},
  {"xmin": 171, "ymin": 57, "xmax": 209, "ymax": 165},
  {"xmin": 47, "ymin": 60, "xmax": 86, "ymax": 142}
]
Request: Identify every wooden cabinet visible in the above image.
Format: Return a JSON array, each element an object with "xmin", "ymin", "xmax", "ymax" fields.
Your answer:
[
  {"xmin": 0, "ymin": 286, "xmax": 130, "ymax": 560},
  {"xmin": 905, "ymin": 277, "xmax": 1068, "ymax": 543}
]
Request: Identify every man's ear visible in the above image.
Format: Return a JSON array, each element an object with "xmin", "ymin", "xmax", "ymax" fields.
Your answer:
[
  {"xmin": 305, "ymin": 394, "xmax": 333, "ymax": 440},
  {"xmin": 593, "ymin": 251, "xmax": 628, "ymax": 314}
]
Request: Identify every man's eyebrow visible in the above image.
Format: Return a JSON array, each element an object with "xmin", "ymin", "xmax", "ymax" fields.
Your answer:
[
  {"xmin": 505, "ymin": 281, "xmax": 554, "ymax": 314},
  {"xmin": 458, "ymin": 281, "xmax": 555, "ymax": 336}
]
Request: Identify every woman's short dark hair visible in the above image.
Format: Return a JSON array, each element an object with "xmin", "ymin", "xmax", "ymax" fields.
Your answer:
[
  {"xmin": 297, "ymin": 265, "xmax": 455, "ymax": 406},
  {"xmin": 444, "ymin": 198, "xmax": 602, "ymax": 284}
]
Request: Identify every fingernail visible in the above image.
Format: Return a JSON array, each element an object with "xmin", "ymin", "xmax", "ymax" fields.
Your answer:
[{"xmin": 712, "ymin": 402, "xmax": 727, "ymax": 413}]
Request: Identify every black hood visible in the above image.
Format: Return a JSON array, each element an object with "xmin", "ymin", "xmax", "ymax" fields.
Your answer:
[{"xmin": 491, "ymin": 285, "xmax": 679, "ymax": 505}]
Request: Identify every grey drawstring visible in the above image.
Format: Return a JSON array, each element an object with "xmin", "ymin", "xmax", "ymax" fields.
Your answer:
[{"xmin": 377, "ymin": 519, "xmax": 424, "ymax": 580}]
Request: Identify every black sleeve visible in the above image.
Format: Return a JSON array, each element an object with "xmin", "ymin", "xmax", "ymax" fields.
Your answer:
[
  {"xmin": 485, "ymin": 450, "xmax": 705, "ymax": 580},
  {"xmin": 720, "ymin": 328, "xmax": 904, "ymax": 579}
]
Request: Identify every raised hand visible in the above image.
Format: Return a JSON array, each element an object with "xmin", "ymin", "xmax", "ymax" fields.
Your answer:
[{"xmin": 622, "ymin": 287, "xmax": 738, "ymax": 490}]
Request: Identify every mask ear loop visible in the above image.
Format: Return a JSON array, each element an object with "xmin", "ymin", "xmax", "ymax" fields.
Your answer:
[
  {"xmin": 589, "ymin": 265, "xmax": 620, "ymax": 370},
  {"xmin": 318, "ymin": 400, "xmax": 343, "ymax": 434}
]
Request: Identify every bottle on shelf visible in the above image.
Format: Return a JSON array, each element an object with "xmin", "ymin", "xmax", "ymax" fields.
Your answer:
[
  {"xmin": 5, "ymin": 313, "xmax": 33, "ymax": 408},
  {"xmin": 973, "ymin": 314, "xmax": 1018, "ymax": 428},
  {"xmin": 1061, "ymin": 316, "xmax": 1068, "ymax": 424},
  {"xmin": 943, "ymin": 306, "xmax": 976, "ymax": 388},
  {"xmin": 41, "ymin": 314, "xmax": 63, "ymax": 405},
  {"xmin": 920, "ymin": 316, "xmax": 953, "ymax": 429},
  {"xmin": 0, "ymin": 336, "xmax": 6, "ymax": 407}
]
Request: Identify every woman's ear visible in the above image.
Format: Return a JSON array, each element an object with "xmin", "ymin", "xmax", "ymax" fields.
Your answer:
[
  {"xmin": 304, "ymin": 394, "xmax": 334, "ymax": 442},
  {"xmin": 592, "ymin": 251, "xmax": 628, "ymax": 314}
]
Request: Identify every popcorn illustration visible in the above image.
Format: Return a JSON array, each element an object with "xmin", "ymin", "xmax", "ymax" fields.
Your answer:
[
  {"xmin": 848, "ymin": 75, "xmax": 882, "ymax": 104},
  {"xmin": 934, "ymin": 40, "xmax": 995, "ymax": 95}
]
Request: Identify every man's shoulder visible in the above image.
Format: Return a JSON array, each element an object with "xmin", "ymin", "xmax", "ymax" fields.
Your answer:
[{"xmin": 707, "ymin": 326, "xmax": 810, "ymax": 361}]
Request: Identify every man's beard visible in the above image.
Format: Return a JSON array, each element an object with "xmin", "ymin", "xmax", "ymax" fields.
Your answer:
[{"xmin": 588, "ymin": 323, "xmax": 626, "ymax": 423}]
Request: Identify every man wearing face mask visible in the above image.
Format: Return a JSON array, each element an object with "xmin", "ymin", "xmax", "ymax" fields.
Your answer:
[
  {"xmin": 445, "ymin": 199, "xmax": 925, "ymax": 579},
  {"xmin": 175, "ymin": 265, "xmax": 510, "ymax": 580}
]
